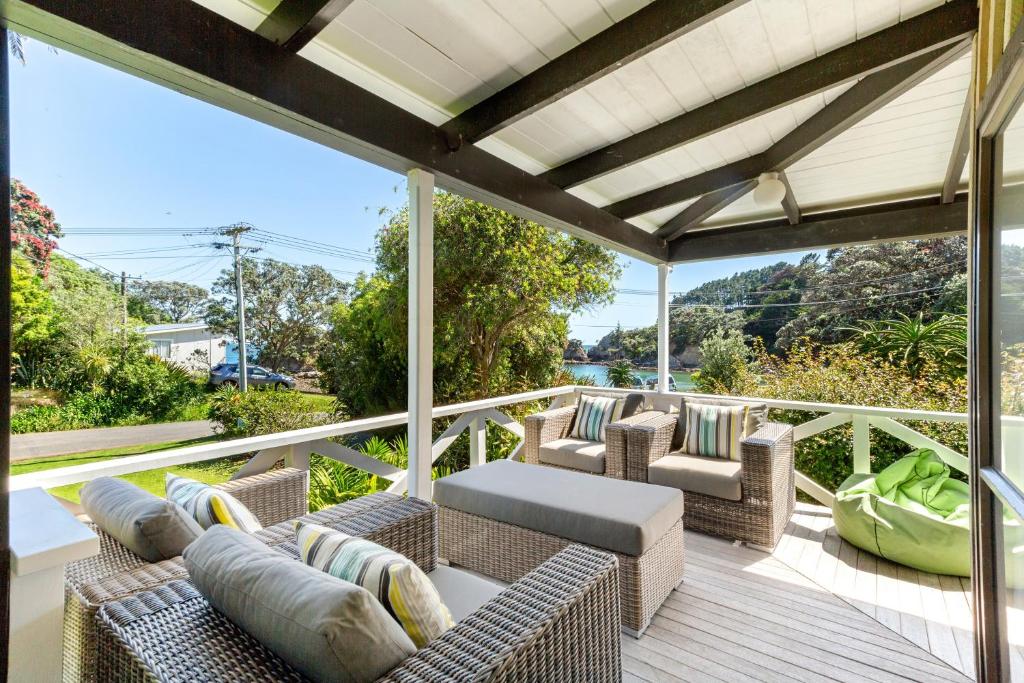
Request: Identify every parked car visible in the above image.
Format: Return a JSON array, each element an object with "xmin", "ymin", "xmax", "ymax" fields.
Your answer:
[{"xmin": 208, "ymin": 363, "xmax": 296, "ymax": 389}]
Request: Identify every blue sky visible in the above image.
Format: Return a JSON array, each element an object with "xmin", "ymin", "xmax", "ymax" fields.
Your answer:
[{"xmin": 12, "ymin": 40, "xmax": 810, "ymax": 344}]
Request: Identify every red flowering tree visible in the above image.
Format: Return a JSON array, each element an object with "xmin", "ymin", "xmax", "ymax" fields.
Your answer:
[{"xmin": 11, "ymin": 178, "xmax": 62, "ymax": 275}]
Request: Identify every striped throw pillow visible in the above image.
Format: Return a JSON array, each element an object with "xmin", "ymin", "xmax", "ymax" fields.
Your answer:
[
  {"xmin": 295, "ymin": 520, "xmax": 454, "ymax": 648},
  {"xmin": 682, "ymin": 402, "xmax": 749, "ymax": 460},
  {"xmin": 570, "ymin": 394, "xmax": 626, "ymax": 442},
  {"xmin": 165, "ymin": 474, "xmax": 262, "ymax": 533}
]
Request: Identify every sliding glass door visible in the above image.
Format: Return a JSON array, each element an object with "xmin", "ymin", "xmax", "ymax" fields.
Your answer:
[{"xmin": 973, "ymin": 35, "xmax": 1024, "ymax": 683}]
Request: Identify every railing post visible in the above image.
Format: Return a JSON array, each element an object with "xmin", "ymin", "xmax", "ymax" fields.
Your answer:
[
  {"xmin": 407, "ymin": 168, "xmax": 435, "ymax": 501},
  {"xmin": 469, "ymin": 414, "xmax": 487, "ymax": 467},
  {"xmin": 852, "ymin": 414, "xmax": 870, "ymax": 473},
  {"xmin": 657, "ymin": 263, "xmax": 672, "ymax": 393}
]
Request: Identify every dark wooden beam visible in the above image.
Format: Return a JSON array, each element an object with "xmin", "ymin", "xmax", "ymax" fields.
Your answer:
[
  {"xmin": 655, "ymin": 181, "xmax": 755, "ymax": 240},
  {"xmin": 943, "ymin": 82, "xmax": 973, "ymax": 203},
  {"xmin": 604, "ymin": 44, "xmax": 967, "ymax": 218},
  {"xmin": 779, "ymin": 171, "xmax": 800, "ymax": 225},
  {"xmin": 255, "ymin": 0, "xmax": 354, "ymax": 52},
  {"xmin": 6, "ymin": 0, "xmax": 666, "ymax": 262},
  {"xmin": 441, "ymin": 0, "xmax": 746, "ymax": 146},
  {"xmin": 541, "ymin": 0, "xmax": 978, "ymax": 189},
  {"xmin": 668, "ymin": 194, "xmax": 968, "ymax": 262}
]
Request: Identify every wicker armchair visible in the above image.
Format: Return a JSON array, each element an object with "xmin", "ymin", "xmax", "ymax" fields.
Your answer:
[
  {"xmin": 524, "ymin": 400, "xmax": 664, "ymax": 479},
  {"xmin": 63, "ymin": 470, "xmax": 412, "ymax": 683},
  {"xmin": 94, "ymin": 511, "xmax": 623, "ymax": 683},
  {"xmin": 627, "ymin": 415, "xmax": 795, "ymax": 549}
]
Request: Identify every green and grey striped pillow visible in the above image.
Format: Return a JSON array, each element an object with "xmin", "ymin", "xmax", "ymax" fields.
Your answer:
[
  {"xmin": 570, "ymin": 394, "xmax": 626, "ymax": 442},
  {"xmin": 682, "ymin": 402, "xmax": 749, "ymax": 460}
]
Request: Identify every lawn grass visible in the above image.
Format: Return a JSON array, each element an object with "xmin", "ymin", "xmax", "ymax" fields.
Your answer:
[{"xmin": 11, "ymin": 436, "xmax": 246, "ymax": 503}]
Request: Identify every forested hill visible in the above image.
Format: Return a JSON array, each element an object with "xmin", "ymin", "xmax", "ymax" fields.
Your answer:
[{"xmin": 579, "ymin": 237, "xmax": 973, "ymax": 365}]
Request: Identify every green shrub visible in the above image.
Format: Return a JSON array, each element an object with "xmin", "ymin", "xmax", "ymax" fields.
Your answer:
[
  {"xmin": 731, "ymin": 341, "xmax": 967, "ymax": 493},
  {"xmin": 694, "ymin": 328, "xmax": 749, "ymax": 393},
  {"xmin": 208, "ymin": 387, "xmax": 334, "ymax": 438},
  {"xmin": 103, "ymin": 355, "xmax": 204, "ymax": 418}
]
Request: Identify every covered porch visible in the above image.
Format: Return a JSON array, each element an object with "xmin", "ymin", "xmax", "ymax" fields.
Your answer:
[{"xmin": 2, "ymin": 0, "xmax": 1022, "ymax": 682}]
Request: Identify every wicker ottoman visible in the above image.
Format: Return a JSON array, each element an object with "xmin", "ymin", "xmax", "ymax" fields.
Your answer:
[{"xmin": 435, "ymin": 460, "xmax": 685, "ymax": 636}]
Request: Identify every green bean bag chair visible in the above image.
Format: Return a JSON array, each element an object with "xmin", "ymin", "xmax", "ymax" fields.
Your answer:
[{"xmin": 833, "ymin": 449, "xmax": 971, "ymax": 577}]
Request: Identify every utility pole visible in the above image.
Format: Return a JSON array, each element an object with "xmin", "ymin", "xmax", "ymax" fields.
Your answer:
[
  {"xmin": 120, "ymin": 271, "xmax": 142, "ymax": 344},
  {"xmin": 215, "ymin": 223, "xmax": 259, "ymax": 391}
]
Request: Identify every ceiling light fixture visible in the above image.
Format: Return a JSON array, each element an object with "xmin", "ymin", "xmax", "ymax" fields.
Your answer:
[{"xmin": 753, "ymin": 172, "xmax": 787, "ymax": 206}]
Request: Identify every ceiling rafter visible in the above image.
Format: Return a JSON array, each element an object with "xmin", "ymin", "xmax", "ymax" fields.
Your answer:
[
  {"xmin": 255, "ymin": 0, "xmax": 354, "ymax": 52},
  {"xmin": 440, "ymin": 0, "xmax": 747, "ymax": 147},
  {"xmin": 603, "ymin": 42, "xmax": 969, "ymax": 219},
  {"xmin": 540, "ymin": 0, "xmax": 978, "ymax": 189},
  {"xmin": 943, "ymin": 82, "xmax": 973, "ymax": 203},
  {"xmin": 654, "ymin": 181, "xmax": 756, "ymax": 240},
  {"xmin": 7, "ymin": 0, "xmax": 666, "ymax": 261},
  {"xmin": 668, "ymin": 194, "xmax": 968, "ymax": 263},
  {"xmin": 779, "ymin": 171, "xmax": 800, "ymax": 226}
]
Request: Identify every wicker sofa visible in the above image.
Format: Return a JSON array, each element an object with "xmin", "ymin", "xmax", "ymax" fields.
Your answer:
[
  {"xmin": 63, "ymin": 468, "xmax": 415, "ymax": 683},
  {"xmin": 93, "ymin": 503, "xmax": 623, "ymax": 682},
  {"xmin": 523, "ymin": 391, "xmax": 664, "ymax": 478},
  {"xmin": 626, "ymin": 411, "xmax": 796, "ymax": 549}
]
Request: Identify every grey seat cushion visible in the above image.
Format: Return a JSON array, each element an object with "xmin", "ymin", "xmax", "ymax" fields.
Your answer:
[
  {"xmin": 672, "ymin": 396, "xmax": 769, "ymax": 450},
  {"xmin": 434, "ymin": 460, "xmax": 684, "ymax": 556},
  {"xmin": 81, "ymin": 476, "xmax": 203, "ymax": 563},
  {"xmin": 538, "ymin": 438, "xmax": 605, "ymax": 473},
  {"xmin": 428, "ymin": 565, "xmax": 503, "ymax": 622},
  {"xmin": 184, "ymin": 526, "xmax": 415, "ymax": 683},
  {"xmin": 649, "ymin": 454, "xmax": 743, "ymax": 502}
]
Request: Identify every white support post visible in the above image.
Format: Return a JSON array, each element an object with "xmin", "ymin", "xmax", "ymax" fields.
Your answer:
[
  {"xmin": 407, "ymin": 168, "xmax": 435, "ymax": 501},
  {"xmin": 852, "ymin": 414, "xmax": 871, "ymax": 473},
  {"xmin": 469, "ymin": 414, "xmax": 487, "ymax": 468},
  {"xmin": 657, "ymin": 263, "xmax": 672, "ymax": 393}
]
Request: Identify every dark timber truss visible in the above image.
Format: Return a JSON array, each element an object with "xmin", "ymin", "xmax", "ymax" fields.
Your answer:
[{"xmin": 4, "ymin": 0, "xmax": 977, "ymax": 265}]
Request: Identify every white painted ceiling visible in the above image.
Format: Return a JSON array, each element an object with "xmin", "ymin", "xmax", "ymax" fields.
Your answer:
[{"xmin": 193, "ymin": 0, "xmax": 971, "ymax": 234}]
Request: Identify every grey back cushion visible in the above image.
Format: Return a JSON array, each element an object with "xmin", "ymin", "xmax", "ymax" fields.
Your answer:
[
  {"xmin": 573, "ymin": 390, "xmax": 644, "ymax": 418},
  {"xmin": 81, "ymin": 477, "xmax": 203, "ymax": 563},
  {"xmin": 672, "ymin": 396, "xmax": 769, "ymax": 451},
  {"xmin": 184, "ymin": 525, "xmax": 416, "ymax": 683}
]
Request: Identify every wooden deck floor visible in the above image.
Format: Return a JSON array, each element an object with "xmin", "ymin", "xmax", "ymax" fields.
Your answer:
[{"xmin": 622, "ymin": 503, "xmax": 1021, "ymax": 683}]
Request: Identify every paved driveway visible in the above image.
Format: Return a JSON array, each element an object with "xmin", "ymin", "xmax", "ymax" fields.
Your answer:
[{"xmin": 11, "ymin": 420, "xmax": 218, "ymax": 461}]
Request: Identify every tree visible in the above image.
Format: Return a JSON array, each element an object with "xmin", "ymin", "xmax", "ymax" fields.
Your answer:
[
  {"xmin": 694, "ymin": 328, "xmax": 749, "ymax": 393},
  {"xmin": 606, "ymin": 359, "xmax": 638, "ymax": 388},
  {"xmin": 11, "ymin": 178, "xmax": 63, "ymax": 275},
  {"xmin": 843, "ymin": 312, "xmax": 967, "ymax": 379},
  {"xmin": 10, "ymin": 253, "xmax": 55, "ymax": 385},
  {"xmin": 130, "ymin": 280, "xmax": 209, "ymax": 323},
  {"xmin": 775, "ymin": 237, "xmax": 967, "ymax": 349},
  {"xmin": 206, "ymin": 258, "xmax": 347, "ymax": 371},
  {"xmin": 319, "ymin": 192, "xmax": 620, "ymax": 413}
]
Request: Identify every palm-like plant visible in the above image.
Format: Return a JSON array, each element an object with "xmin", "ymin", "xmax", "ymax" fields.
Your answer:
[
  {"xmin": 307, "ymin": 433, "xmax": 453, "ymax": 511},
  {"xmin": 843, "ymin": 312, "xmax": 967, "ymax": 378},
  {"xmin": 605, "ymin": 359, "xmax": 639, "ymax": 388}
]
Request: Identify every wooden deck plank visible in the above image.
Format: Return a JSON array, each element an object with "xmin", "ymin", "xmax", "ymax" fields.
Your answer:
[
  {"xmin": 622, "ymin": 505, "xmax": 973, "ymax": 683},
  {"xmin": 874, "ymin": 555, "xmax": 905, "ymax": 635},
  {"xmin": 937, "ymin": 573, "xmax": 976, "ymax": 677},
  {"xmin": 663, "ymin": 591, "xmax": 968, "ymax": 683},
  {"xmin": 918, "ymin": 569, "xmax": 968, "ymax": 675},
  {"xmin": 624, "ymin": 636, "xmax": 722, "ymax": 683},
  {"xmin": 895, "ymin": 564, "xmax": 931, "ymax": 651}
]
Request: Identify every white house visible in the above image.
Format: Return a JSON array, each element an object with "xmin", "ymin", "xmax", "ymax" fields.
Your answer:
[{"xmin": 141, "ymin": 323, "xmax": 229, "ymax": 371}]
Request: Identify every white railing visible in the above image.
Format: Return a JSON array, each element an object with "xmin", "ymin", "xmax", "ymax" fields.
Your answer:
[
  {"xmin": 10, "ymin": 385, "xmax": 968, "ymax": 508},
  {"xmin": 595, "ymin": 387, "xmax": 968, "ymax": 506},
  {"xmin": 9, "ymin": 386, "xmax": 575, "ymax": 492}
]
